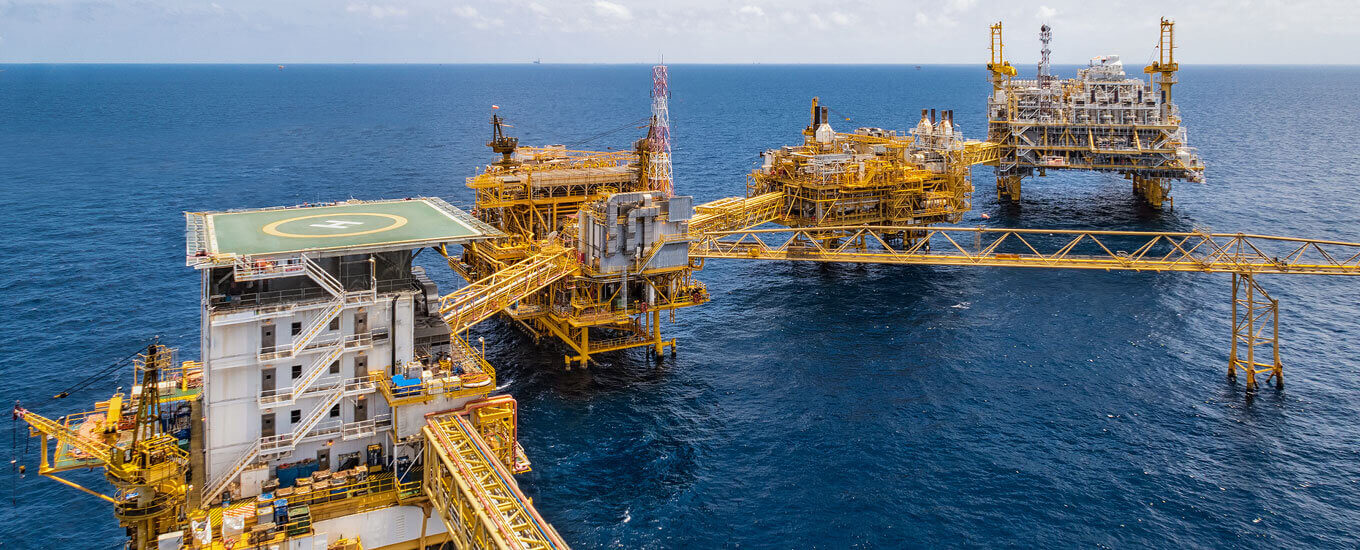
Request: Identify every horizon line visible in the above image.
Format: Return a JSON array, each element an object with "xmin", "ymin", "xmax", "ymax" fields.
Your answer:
[{"xmin": 4, "ymin": 61, "xmax": 1360, "ymax": 67}]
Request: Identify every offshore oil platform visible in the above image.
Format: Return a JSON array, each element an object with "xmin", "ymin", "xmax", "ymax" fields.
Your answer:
[
  {"xmin": 986, "ymin": 19, "xmax": 1205, "ymax": 207},
  {"xmin": 12, "ymin": 19, "xmax": 1360, "ymax": 550}
]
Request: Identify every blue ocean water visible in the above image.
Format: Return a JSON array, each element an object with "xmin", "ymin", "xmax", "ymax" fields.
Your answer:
[{"xmin": 3, "ymin": 64, "xmax": 1360, "ymax": 548}]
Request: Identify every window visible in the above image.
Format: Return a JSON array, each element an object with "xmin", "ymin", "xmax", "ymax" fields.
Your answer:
[
  {"xmin": 329, "ymin": 317, "xmax": 340, "ymax": 331},
  {"xmin": 329, "ymin": 404, "xmax": 340, "ymax": 418},
  {"xmin": 328, "ymin": 361, "xmax": 340, "ymax": 375},
  {"xmin": 291, "ymin": 322, "xmax": 301, "ymax": 336},
  {"xmin": 291, "ymin": 365, "xmax": 302, "ymax": 379},
  {"xmin": 290, "ymin": 410, "xmax": 301, "ymax": 424}
]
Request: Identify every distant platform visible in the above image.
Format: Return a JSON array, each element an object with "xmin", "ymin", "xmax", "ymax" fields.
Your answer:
[{"xmin": 186, "ymin": 197, "xmax": 501, "ymax": 264}]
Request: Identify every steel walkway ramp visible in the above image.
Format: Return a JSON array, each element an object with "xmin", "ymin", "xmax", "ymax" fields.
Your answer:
[{"xmin": 423, "ymin": 407, "xmax": 567, "ymax": 550}]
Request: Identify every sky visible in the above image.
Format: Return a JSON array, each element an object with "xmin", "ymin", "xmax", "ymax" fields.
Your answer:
[{"xmin": 1, "ymin": 0, "xmax": 1358, "ymax": 64}]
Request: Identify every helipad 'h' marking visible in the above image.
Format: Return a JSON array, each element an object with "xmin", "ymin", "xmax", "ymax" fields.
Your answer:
[{"xmin": 310, "ymin": 220, "xmax": 365, "ymax": 230}]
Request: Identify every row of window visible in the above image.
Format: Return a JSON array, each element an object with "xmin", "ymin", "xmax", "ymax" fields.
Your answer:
[
  {"xmin": 286, "ymin": 361, "xmax": 342, "ymax": 379},
  {"xmin": 260, "ymin": 311, "xmax": 370, "ymax": 352},
  {"xmin": 262, "ymin": 356, "xmax": 369, "ymax": 393},
  {"xmin": 261, "ymin": 399, "xmax": 369, "ymax": 437},
  {"xmin": 290, "ymin": 317, "xmax": 342, "ymax": 336}
]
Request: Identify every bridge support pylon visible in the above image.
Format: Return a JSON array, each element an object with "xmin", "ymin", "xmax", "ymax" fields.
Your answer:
[{"xmin": 1228, "ymin": 273, "xmax": 1283, "ymax": 391}]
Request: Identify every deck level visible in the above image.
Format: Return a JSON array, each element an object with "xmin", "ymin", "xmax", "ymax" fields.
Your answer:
[{"xmin": 186, "ymin": 197, "xmax": 502, "ymax": 263}]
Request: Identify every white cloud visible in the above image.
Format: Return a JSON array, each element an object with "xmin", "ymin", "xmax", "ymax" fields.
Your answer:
[
  {"xmin": 452, "ymin": 5, "xmax": 503, "ymax": 30},
  {"xmin": 593, "ymin": 1, "xmax": 632, "ymax": 20},
  {"xmin": 946, "ymin": 0, "xmax": 977, "ymax": 11},
  {"xmin": 346, "ymin": 3, "xmax": 408, "ymax": 19},
  {"xmin": 913, "ymin": 11, "xmax": 956, "ymax": 28},
  {"xmin": 8, "ymin": 0, "xmax": 1360, "ymax": 64}
]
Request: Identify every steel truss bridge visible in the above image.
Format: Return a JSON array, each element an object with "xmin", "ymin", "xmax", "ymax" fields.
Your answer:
[{"xmin": 689, "ymin": 224, "xmax": 1360, "ymax": 390}]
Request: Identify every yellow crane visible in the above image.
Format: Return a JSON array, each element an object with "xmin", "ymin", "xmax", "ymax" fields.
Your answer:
[{"xmin": 14, "ymin": 342, "xmax": 191, "ymax": 550}]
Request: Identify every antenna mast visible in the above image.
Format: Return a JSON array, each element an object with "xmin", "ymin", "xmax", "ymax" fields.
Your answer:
[{"xmin": 1038, "ymin": 23, "xmax": 1052, "ymax": 85}]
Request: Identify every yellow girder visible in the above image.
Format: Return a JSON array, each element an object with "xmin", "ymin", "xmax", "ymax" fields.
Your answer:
[
  {"xmin": 691, "ymin": 225, "xmax": 1360, "ymax": 276},
  {"xmin": 423, "ymin": 407, "xmax": 567, "ymax": 550},
  {"xmin": 438, "ymin": 243, "xmax": 580, "ymax": 335},
  {"xmin": 689, "ymin": 191, "xmax": 785, "ymax": 235}
]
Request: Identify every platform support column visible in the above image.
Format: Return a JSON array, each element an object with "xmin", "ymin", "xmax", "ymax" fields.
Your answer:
[
  {"xmin": 652, "ymin": 311, "xmax": 664, "ymax": 359},
  {"xmin": 1133, "ymin": 175, "xmax": 1171, "ymax": 209},
  {"xmin": 997, "ymin": 174, "xmax": 1022, "ymax": 203},
  {"xmin": 577, "ymin": 328, "xmax": 590, "ymax": 369},
  {"xmin": 418, "ymin": 502, "xmax": 430, "ymax": 550},
  {"xmin": 1228, "ymin": 273, "xmax": 1283, "ymax": 391},
  {"xmin": 1229, "ymin": 273, "xmax": 1238, "ymax": 382}
]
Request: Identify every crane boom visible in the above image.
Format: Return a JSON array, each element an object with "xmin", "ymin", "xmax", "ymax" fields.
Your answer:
[{"xmin": 14, "ymin": 405, "xmax": 116, "ymax": 471}]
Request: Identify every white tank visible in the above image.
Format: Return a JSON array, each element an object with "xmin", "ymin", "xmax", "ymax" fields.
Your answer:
[{"xmin": 815, "ymin": 123, "xmax": 835, "ymax": 144}]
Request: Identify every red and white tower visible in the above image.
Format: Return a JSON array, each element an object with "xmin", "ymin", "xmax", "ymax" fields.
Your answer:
[{"xmin": 647, "ymin": 64, "xmax": 674, "ymax": 196}]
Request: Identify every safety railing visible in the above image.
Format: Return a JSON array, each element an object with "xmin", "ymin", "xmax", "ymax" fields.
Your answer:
[
  {"xmin": 259, "ymin": 330, "xmax": 384, "ymax": 362},
  {"xmin": 259, "ymin": 373, "xmax": 376, "ymax": 407},
  {"xmin": 691, "ymin": 225, "xmax": 1360, "ymax": 276},
  {"xmin": 232, "ymin": 256, "xmax": 307, "ymax": 281}
]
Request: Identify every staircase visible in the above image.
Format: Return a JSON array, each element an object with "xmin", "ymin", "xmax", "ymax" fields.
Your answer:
[
  {"xmin": 438, "ymin": 245, "xmax": 578, "ymax": 335},
  {"xmin": 202, "ymin": 440, "xmax": 260, "ymax": 504},
  {"xmin": 209, "ymin": 254, "xmax": 377, "ymax": 502},
  {"xmin": 260, "ymin": 344, "xmax": 345, "ymax": 407},
  {"xmin": 283, "ymin": 299, "xmax": 344, "ymax": 357},
  {"xmin": 260, "ymin": 387, "xmax": 344, "ymax": 456},
  {"xmin": 205, "ymin": 386, "xmax": 343, "ymax": 502}
]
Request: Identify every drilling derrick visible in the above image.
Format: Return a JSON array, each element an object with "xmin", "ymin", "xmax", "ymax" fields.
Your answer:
[
  {"xmin": 646, "ymin": 64, "xmax": 675, "ymax": 197},
  {"xmin": 985, "ymin": 19, "xmax": 1204, "ymax": 208},
  {"xmin": 452, "ymin": 103, "xmax": 707, "ymax": 368}
]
